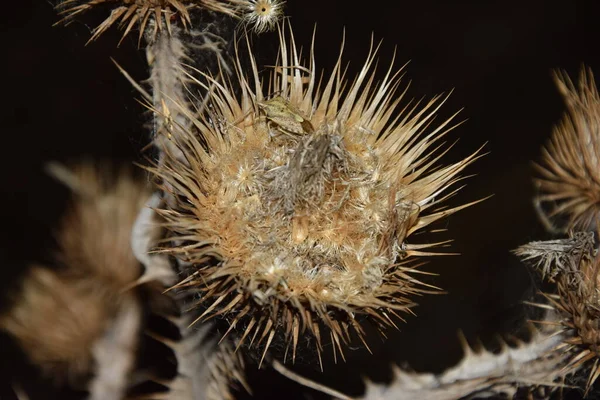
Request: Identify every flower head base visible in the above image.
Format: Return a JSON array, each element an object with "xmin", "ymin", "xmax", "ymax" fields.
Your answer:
[{"xmin": 153, "ymin": 26, "xmax": 481, "ymax": 365}]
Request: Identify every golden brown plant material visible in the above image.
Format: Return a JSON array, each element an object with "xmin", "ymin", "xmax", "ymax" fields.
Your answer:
[
  {"xmin": 55, "ymin": 0, "xmax": 285, "ymax": 44},
  {"xmin": 0, "ymin": 266, "xmax": 116, "ymax": 379},
  {"xmin": 151, "ymin": 24, "xmax": 483, "ymax": 366},
  {"xmin": 0, "ymin": 162, "xmax": 149, "ymax": 383},
  {"xmin": 534, "ymin": 68, "xmax": 600, "ymax": 234},
  {"xmin": 49, "ymin": 162, "xmax": 151, "ymax": 288},
  {"xmin": 516, "ymin": 232, "xmax": 600, "ymax": 396}
]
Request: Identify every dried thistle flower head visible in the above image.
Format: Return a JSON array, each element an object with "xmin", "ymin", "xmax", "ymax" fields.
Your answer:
[
  {"xmin": 516, "ymin": 233, "xmax": 600, "ymax": 395},
  {"xmin": 56, "ymin": 0, "xmax": 284, "ymax": 44},
  {"xmin": 548, "ymin": 253, "xmax": 600, "ymax": 395},
  {"xmin": 154, "ymin": 26, "xmax": 481, "ymax": 365},
  {"xmin": 0, "ymin": 162, "xmax": 148, "ymax": 383},
  {"xmin": 534, "ymin": 67, "xmax": 600, "ymax": 234},
  {"xmin": 0, "ymin": 266, "xmax": 115, "ymax": 379},
  {"xmin": 48, "ymin": 161, "xmax": 150, "ymax": 289}
]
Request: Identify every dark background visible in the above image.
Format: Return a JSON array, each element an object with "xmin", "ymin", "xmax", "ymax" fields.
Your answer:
[{"xmin": 1, "ymin": 0, "xmax": 600, "ymax": 398}]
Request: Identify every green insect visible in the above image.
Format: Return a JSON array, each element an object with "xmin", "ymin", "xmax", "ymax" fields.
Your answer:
[{"xmin": 257, "ymin": 96, "xmax": 315, "ymax": 135}]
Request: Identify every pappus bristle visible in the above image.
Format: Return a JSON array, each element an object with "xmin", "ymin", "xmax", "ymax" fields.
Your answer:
[{"xmin": 242, "ymin": 0, "xmax": 285, "ymax": 34}]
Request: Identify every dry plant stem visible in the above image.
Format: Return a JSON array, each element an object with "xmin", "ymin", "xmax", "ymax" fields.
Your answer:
[
  {"xmin": 272, "ymin": 327, "xmax": 568, "ymax": 400},
  {"xmin": 152, "ymin": 24, "xmax": 483, "ymax": 365},
  {"xmin": 272, "ymin": 360, "xmax": 353, "ymax": 400},
  {"xmin": 147, "ymin": 27, "xmax": 191, "ymax": 158},
  {"xmin": 146, "ymin": 314, "xmax": 247, "ymax": 400},
  {"xmin": 89, "ymin": 294, "xmax": 142, "ymax": 400},
  {"xmin": 130, "ymin": 192, "xmax": 177, "ymax": 286}
]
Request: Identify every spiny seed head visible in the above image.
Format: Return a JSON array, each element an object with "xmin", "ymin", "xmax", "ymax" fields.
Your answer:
[
  {"xmin": 153, "ymin": 26, "xmax": 481, "ymax": 364},
  {"xmin": 535, "ymin": 67, "xmax": 600, "ymax": 234},
  {"xmin": 56, "ymin": 0, "xmax": 284, "ymax": 44}
]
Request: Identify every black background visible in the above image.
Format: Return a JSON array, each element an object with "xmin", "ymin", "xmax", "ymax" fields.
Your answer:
[{"xmin": 1, "ymin": 0, "xmax": 600, "ymax": 399}]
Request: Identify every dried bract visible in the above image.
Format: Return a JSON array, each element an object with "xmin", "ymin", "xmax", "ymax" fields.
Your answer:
[
  {"xmin": 534, "ymin": 68, "xmax": 600, "ymax": 234},
  {"xmin": 152, "ymin": 26, "xmax": 481, "ymax": 365},
  {"xmin": 514, "ymin": 231, "xmax": 595, "ymax": 282}
]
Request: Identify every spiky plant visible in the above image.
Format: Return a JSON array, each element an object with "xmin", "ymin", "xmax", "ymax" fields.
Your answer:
[
  {"xmin": 516, "ymin": 232, "xmax": 600, "ymax": 396},
  {"xmin": 151, "ymin": 25, "xmax": 481, "ymax": 367},
  {"xmin": 55, "ymin": 0, "xmax": 286, "ymax": 182},
  {"xmin": 0, "ymin": 162, "xmax": 149, "ymax": 388},
  {"xmin": 534, "ymin": 68, "xmax": 600, "ymax": 234},
  {"xmin": 507, "ymin": 69, "xmax": 600, "ymax": 397},
  {"xmin": 0, "ymin": 162, "xmax": 247, "ymax": 399},
  {"xmin": 56, "ymin": 0, "xmax": 284, "ymax": 44}
]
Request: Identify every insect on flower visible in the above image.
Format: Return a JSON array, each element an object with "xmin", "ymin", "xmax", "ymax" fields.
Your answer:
[
  {"xmin": 258, "ymin": 95, "xmax": 315, "ymax": 135},
  {"xmin": 152, "ymin": 24, "xmax": 483, "ymax": 367}
]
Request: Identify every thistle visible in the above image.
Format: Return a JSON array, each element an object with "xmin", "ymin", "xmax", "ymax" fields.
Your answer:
[
  {"xmin": 0, "ymin": 162, "xmax": 148, "ymax": 387},
  {"xmin": 152, "ymin": 25, "xmax": 482, "ymax": 366},
  {"xmin": 534, "ymin": 68, "xmax": 600, "ymax": 234},
  {"xmin": 56, "ymin": 0, "xmax": 284, "ymax": 44},
  {"xmin": 516, "ymin": 232, "xmax": 600, "ymax": 396}
]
